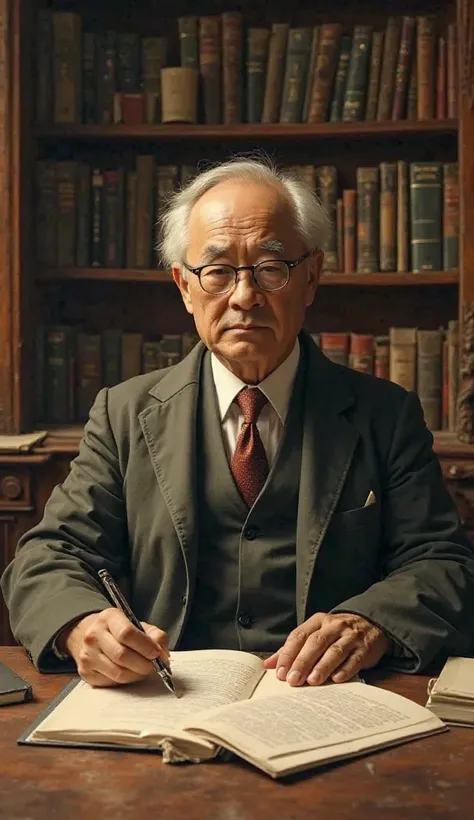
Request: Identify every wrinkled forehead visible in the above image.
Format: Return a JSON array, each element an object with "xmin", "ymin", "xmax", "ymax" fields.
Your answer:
[{"xmin": 187, "ymin": 180, "xmax": 297, "ymax": 245}]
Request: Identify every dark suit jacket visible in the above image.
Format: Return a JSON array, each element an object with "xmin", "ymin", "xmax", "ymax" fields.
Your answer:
[{"xmin": 2, "ymin": 333, "xmax": 474, "ymax": 670}]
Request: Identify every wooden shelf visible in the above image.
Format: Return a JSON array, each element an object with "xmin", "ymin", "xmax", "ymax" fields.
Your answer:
[
  {"xmin": 35, "ymin": 119, "xmax": 458, "ymax": 141},
  {"xmin": 33, "ymin": 427, "xmax": 474, "ymax": 458},
  {"xmin": 37, "ymin": 268, "xmax": 459, "ymax": 286},
  {"xmin": 320, "ymin": 272, "xmax": 459, "ymax": 285}
]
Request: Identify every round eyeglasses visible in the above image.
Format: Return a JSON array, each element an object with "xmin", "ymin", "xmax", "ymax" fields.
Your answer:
[{"xmin": 181, "ymin": 251, "xmax": 312, "ymax": 295}]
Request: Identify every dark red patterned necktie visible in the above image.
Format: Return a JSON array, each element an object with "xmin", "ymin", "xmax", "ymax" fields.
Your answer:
[{"xmin": 231, "ymin": 388, "xmax": 269, "ymax": 507}]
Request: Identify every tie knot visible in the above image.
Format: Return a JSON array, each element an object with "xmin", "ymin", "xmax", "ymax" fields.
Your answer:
[{"xmin": 236, "ymin": 388, "xmax": 268, "ymax": 423}]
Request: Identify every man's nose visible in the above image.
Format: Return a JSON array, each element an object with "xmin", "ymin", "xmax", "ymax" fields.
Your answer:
[{"xmin": 228, "ymin": 270, "xmax": 265, "ymax": 308}]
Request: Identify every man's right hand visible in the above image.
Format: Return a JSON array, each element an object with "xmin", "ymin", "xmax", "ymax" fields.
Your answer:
[{"xmin": 59, "ymin": 609, "xmax": 170, "ymax": 687}]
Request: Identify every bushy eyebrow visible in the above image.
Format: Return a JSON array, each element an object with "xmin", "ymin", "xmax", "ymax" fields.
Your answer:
[{"xmin": 201, "ymin": 239, "xmax": 285, "ymax": 262}]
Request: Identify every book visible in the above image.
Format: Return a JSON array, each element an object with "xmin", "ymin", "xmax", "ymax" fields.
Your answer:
[
  {"xmin": 20, "ymin": 649, "xmax": 445, "ymax": 778},
  {"xmin": 0, "ymin": 662, "xmax": 33, "ymax": 706},
  {"xmin": 426, "ymin": 657, "xmax": 474, "ymax": 726}
]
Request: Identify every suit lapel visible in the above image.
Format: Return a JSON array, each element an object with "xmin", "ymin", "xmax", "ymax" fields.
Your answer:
[
  {"xmin": 296, "ymin": 335, "xmax": 360, "ymax": 623},
  {"xmin": 139, "ymin": 343, "xmax": 205, "ymax": 595}
]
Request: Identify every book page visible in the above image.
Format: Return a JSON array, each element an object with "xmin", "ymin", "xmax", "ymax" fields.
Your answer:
[
  {"xmin": 30, "ymin": 649, "xmax": 264, "ymax": 750},
  {"xmin": 430, "ymin": 656, "xmax": 474, "ymax": 700},
  {"xmin": 184, "ymin": 681, "xmax": 445, "ymax": 772}
]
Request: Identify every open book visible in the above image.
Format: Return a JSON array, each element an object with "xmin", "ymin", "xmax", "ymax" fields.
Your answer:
[
  {"xmin": 426, "ymin": 656, "xmax": 474, "ymax": 726},
  {"xmin": 21, "ymin": 649, "xmax": 445, "ymax": 778}
]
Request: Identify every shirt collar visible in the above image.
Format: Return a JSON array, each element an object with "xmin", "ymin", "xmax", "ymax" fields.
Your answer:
[{"xmin": 211, "ymin": 339, "xmax": 300, "ymax": 424}]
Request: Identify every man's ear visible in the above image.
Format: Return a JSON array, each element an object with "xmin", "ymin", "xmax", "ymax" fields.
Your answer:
[
  {"xmin": 172, "ymin": 265, "xmax": 194, "ymax": 315},
  {"xmin": 305, "ymin": 251, "xmax": 323, "ymax": 307}
]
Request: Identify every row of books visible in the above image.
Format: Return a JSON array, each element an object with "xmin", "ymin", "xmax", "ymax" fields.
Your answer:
[
  {"xmin": 312, "ymin": 324, "xmax": 459, "ymax": 433},
  {"xmin": 36, "ymin": 159, "xmax": 459, "ymax": 274},
  {"xmin": 36, "ymin": 11, "xmax": 457, "ymax": 126},
  {"xmin": 36, "ymin": 327, "xmax": 200, "ymax": 425},
  {"xmin": 37, "ymin": 323, "xmax": 457, "ymax": 433}
]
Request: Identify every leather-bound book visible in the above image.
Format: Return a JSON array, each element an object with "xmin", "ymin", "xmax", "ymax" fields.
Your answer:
[
  {"xmin": 342, "ymin": 26, "xmax": 372, "ymax": 122},
  {"xmin": 261, "ymin": 23, "xmax": 289, "ymax": 123},
  {"xmin": 409, "ymin": 162, "xmax": 442, "ymax": 271},
  {"xmin": 307, "ymin": 23, "xmax": 343, "ymax": 123},
  {"xmin": 356, "ymin": 167, "xmax": 379, "ymax": 273},
  {"xmin": 376, "ymin": 17, "xmax": 401, "ymax": 120},
  {"xmin": 416, "ymin": 16, "xmax": 436, "ymax": 120},
  {"xmin": 392, "ymin": 16, "xmax": 416, "ymax": 120},
  {"xmin": 380, "ymin": 162, "xmax": 397, "ymax": 272},
  {"xmin": 222, "ymin": 12, "xmax": 243, "ymax": 124},
  {"xmin": 199, "ymin": 15, "xmax": 222, "ymax": 124}
]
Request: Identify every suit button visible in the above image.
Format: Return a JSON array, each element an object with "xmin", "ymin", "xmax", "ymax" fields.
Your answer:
[
  {"xmin": 244, "ymin": 526, "xmax": 259, "ymax": 540},
  {"xmin": 238, "ymin": 613, "xmax": 252, "ymax": 628}
]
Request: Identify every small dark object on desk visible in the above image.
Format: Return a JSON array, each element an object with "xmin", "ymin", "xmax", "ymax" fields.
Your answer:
[{"xmin": 0, "ymin": 661, "xmax": 33, "ymax": 706}]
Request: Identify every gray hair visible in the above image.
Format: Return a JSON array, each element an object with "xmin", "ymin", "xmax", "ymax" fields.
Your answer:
[{"xmin": 158, "ymin": 156, "xmax": 330, "ymax": 271}]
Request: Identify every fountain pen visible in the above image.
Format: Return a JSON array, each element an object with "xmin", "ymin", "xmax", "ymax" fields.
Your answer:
[{"xmin": 98, "ymin": 568, "xmax": 178, "ymax": 697}]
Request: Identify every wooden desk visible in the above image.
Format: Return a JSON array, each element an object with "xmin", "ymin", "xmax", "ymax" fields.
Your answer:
[{"xmin": 0, "ymin": 647, "xmax": 472, "ymax": 820}]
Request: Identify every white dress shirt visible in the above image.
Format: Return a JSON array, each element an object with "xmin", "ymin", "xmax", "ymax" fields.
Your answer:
[{"xmin": 211, "ymin": 339, "xmax": 300, "ymax": 467}]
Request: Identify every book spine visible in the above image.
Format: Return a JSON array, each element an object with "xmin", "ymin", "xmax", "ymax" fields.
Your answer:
[
  {"xmin": 417, "ymin": 16, "xmax": 436, "ymax": 120},
  {"xmin": 320, "ymin": 333, "xmax": 349, "ymax": 366},
  {"xmin": 82, "ymin": 32, "xmax": 98, "ymax": 124},
  {"xmin": 356, "ymin": 167, "xmax": 379, "ymax": 273},
  {"xmin": 126, "ymin": 171, "xmax": 138, "ymax": 269},
  {"xmin": 155, "ymin": 166, "xmax": 179, "ymax": 266},
  {"xmin": 45, "ymin": 326, "xmax": 73, "ymax": 423},
  {"xmin": 436, "ymin": 36, "xmax": 447, "ymax": 120},
  {"xmin": 350, "ymin": 334, "xmax": 374, "ymax": 374},
  {"xmin": 336, "ymin": 198, "xmax": 344, "ymax": 272},
  {"xmin": 261, "ymin": 24, "xmax": 289, "ymax": 124},
  {"xmin": 36, "ymin": 326, "xmax": 46, "ymax": 421},
  {"xmin": 116, "ymin": 33, "xmax": 141, "ymax": 93},
  {"xmin": 318, "ymin": 166, "xmax": 338, "ymax": 272},
  {"xmin": 97, "ymin": 31, "xmax": 117, "ymax": 125},
  {"xmin": 279, "ymin": 28, "xmax": 313, "ymax": 123},
  {"xmin": 36, "ymin": 10, "xmax": 53, "ymax": 124},
  {"xmin": 302, "ymin": 27, "xmax": 320, "ymax": 123},
  {"xmin": 246, "ymin": 27, "xmax": 269, "ymax": 124},
  {"xmin": 380, "ymin": 162, "xmax": 397, "ymax": 272},
  {"xmin": 342, "ymin": 27, "xmax": 372, "ymax": 122},
  {"xmin": 442, "ymin": 335, "xmax": 449, "ymax": 430},
  {"xmin": 374, "ymin": 335, "xmax": 390, "ymax": 379},
  {"xmin": 389, "ymin": 326, "xmax": 417, "ymax": 391},
  {"xmin": 142, "ymin": 37, "xmax": 167, "ymax": 125},
  {"xmin": 159, "ymin": 335, "xmax": 183, "ymax": 367},
  {"xmin": 392, "ymin": 16, "xmax": 416, "ymax": 120},
  {"xmin": 222, "ymin": 12, "xmax": 243, "ymax": 124},
  {"xmin": 103, "ymin": 169, "xmax": 125, "ymax": 268},
  {"xmin": 142, "ymin": 341, "xmax": 162, "ymax": 373},
  {"xmin": 376, "ymin": 17, "xmax": 401, "ymax": 120},
  {"xmin": 307, "ymin": 24, "xmax": 343, "ymax": 123},
  {"xmin": 443, "ymin": 162, "xmax": 459, "ymax": 271},
  {"xmin": 179, "ymin": 17, "xmax": 199, "ymax": 69},
  {"xmin": 447, "ymin": 23, "xmax": 458, "ymax": 119},
  {"xmin": 56, "ymin": 161, "xmax": 77, "ymax": 267},
  {"xmin": 121, "ymin": 333, "xmax": 144, "ymax": 380},
  {"xmin": 417, "ymin": 329, "xmax": 442, "ymax": 430},
  {"xmin": 329, "ymin": 35, "xmax": 352, "ymax": 122},
  {"xmin": 407, "ymin": 52, "xmax": 417, "ymax": 119},
  {"xmin": 448, "ymin": 319, "xmax": 459, "ymax": 432},
  {"xmin": 397, "ymin": 160, "xmax": 409, "ymax": 272},
  {"xmin": 410, "ymin": 162, "xmax": 442, "ymax": 271},
  {"xmin": 135, "ymin": 155, "xmax": 155, "ymax": 269},
  {"xmin": 199, "ymin": 16, "xmax": 222, "ymax": 124},
  {"xmin": 343, "ymin": 189, "xmax": 356, "ymax": 273},
  {"xmin": 76, "ymin": 333, "xmax": 102, "ymax": 422},
  {"xmin": 90, "ymin": 168, "xmax": 104, "ymax": 268},
  {"xmin": 53, "ymin": 12, "xmax": 82, "ymax": 124},
  {"xmin": 365, "ymin": 30, "xmax": 384, "ymax": 121},
  {"xmin": 76, "ymin": 163, "xmax": 91, "ymax": 267},
  {"xmin": 36, "ymin": 161, "xmax": 57, "ymax": 267}
]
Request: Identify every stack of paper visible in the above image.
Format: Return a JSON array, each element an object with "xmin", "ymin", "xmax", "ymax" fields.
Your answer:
[{"xmin": 426, "ymin": 657, "xmax": 474, "ymax": 726}]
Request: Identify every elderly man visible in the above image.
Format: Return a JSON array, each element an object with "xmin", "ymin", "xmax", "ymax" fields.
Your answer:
[{"xmin": 2, "ymin": 157, "xmax": 474, "ymax": 689}]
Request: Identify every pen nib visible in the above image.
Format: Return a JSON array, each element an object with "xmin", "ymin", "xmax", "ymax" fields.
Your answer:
[{"xmin": 162, "ymin": 674, "xmax": 179, "ymax": 698}]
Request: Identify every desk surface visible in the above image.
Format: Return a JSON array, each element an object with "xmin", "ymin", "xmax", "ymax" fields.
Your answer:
[{"xmin": 0, "ymin": 648, "xmax": 472, "ymax": 820}]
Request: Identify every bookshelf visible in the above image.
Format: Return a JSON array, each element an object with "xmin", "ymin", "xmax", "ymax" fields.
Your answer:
[{"xmin": 1, "ymin": 0, "xmax": 474, "ymax": 646}]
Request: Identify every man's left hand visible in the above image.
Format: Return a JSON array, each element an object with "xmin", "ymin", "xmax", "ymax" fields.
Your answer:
[{"xmin": 264, "ymin": 612, "xmax": 391, "ymax": 686}]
